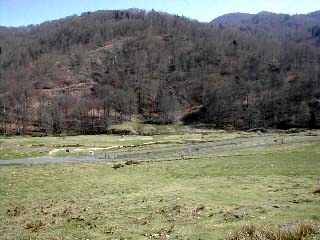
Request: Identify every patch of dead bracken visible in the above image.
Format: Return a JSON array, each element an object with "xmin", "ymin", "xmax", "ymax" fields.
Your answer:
[
  {"xmin": 191, "ymin": 204, "xmax": 206, "ymax": 217},
  {"xmin": 6, "ymin": 206, "xmax": 26, "ymax": 217},
  {"xmin": 157, "ymin": 204, "xmax": 207, "ymax": 222},
  {"xmin": 145, "ymin": 225, "xmax": 175, "ymax": 239},
  {"xmin": 112, "ymin": 163, "xmax": 125, "ymax": 169},
  {"xmin": 103, "ymin": 225, "xmax": 118, "ymax": 235},
  {"xmin": 222, "ymin": 208, "xmax": 248, "ymax": 221},
  {"xmin": 131, "ymin": 213, "xmax": 153, "ymax": 225},
  {"xmin": 24, "ymin": 220, "xmax": 45, "ymax": 232}
]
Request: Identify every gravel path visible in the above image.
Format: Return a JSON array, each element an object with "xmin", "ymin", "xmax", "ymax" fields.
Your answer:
[{"xmin": 0, "ymin": 135, "xmax": 319, "ymax": 166}]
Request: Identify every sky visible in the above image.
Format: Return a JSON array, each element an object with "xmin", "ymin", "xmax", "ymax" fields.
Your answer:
[{"xmin": 1, "ymin": 0, "xmax": 320, "ymax": 27}]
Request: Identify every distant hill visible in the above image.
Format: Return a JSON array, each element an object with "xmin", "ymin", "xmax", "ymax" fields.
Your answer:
[
  {"xmin": 211, "ymin": 13, "xmax": 253, "ymax": 25},
  {"xmin": 308, "ymin": 10, "xmax": 320, "ymax": 19},
  {"xmin": 211, "ymin": 11, "xmax": 320, "ymax": 47}
]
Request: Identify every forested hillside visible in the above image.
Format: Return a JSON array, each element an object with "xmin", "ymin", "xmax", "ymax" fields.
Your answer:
[
  {"xmin": 0, "ymin": 9, "xmax": 319, "ymax": 134},
  {"xmin": 211, "ymin": 11, "xmax": 320, "ymax": 47}
]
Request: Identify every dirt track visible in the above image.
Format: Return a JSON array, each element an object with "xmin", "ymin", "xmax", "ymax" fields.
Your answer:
[{"xmin": 0, "ymin": 135, "xmax": 319, "ymax": 166}]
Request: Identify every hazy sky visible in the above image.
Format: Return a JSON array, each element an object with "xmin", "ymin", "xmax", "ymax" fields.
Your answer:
[{"xmin": 1, "ymin": 0, "xmax": 320, "ymax": 27}]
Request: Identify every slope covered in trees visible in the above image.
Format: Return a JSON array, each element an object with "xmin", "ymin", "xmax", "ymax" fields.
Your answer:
[
  {"xmin": 211, "ymin": 11, "xmax": 320, "ymax": 47},
  {"xmin": 0, "ymin": 9, "xmax": 319, "ymax": 134}
]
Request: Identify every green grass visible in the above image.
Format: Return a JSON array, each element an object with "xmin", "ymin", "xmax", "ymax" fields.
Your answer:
[
  {"xmin": 0, "ymin": 126, "xmax": 266, "ymax": 160},
  {"xmin": 2, "ymin": 123, "xmax": 318, "ymax": 160},
  {"xmin": 0, "ymin": 142, "xmax": 319, "ymax": 239}
]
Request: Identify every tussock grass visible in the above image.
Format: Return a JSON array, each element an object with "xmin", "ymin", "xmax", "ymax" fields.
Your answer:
[{"xmin": 225, "ymin": 222, "xmax": 320, "ymax": 240}]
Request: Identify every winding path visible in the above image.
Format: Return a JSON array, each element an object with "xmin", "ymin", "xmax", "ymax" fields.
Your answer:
[{"xmin": 0, "ymin": 135, "xmax": 319, "ymax": 166}]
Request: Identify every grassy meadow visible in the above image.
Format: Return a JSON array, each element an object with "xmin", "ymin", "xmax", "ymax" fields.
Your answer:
[
  {"xmin": 0, "ymin": 123, "xmax": 267, "ymax": 160},
  {"xmin": 0, "ymin": 138, "xmax": 319, "ymax": 239}
]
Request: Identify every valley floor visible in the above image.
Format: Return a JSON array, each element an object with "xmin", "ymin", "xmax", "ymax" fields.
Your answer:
[{"xmin": 0, "ymin": 128, "xmax": 320, "ymax": 239}]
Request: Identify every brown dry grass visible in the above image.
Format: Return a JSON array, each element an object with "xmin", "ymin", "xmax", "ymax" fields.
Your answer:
[{"xmin": 225, "ymin": 222, "xmax": 320, "ymax": 240}]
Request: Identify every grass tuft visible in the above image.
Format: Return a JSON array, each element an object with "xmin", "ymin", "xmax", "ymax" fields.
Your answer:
[{"xmin": 225, "ymin": 222, "xmax": 320, "ymax": 240}]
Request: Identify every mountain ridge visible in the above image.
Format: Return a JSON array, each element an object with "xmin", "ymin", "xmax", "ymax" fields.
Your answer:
[
  {"xmin": 211, "ymin": 10, "xmax": 320, "ymax": 47},
  {"xmin": 211, "ymin": 10, "xmax": 320, "ymax": 23}
]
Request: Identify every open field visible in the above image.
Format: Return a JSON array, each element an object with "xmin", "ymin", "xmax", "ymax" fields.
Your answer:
[
  {"xmin": 0, "ymin": 130, "xmax": 320, "ymax": 239},
  {"xmin": 1, "ymin": 123, "xmax": 319, "ymax": 161},
  {"xmin": 0, "ymin": 123, "xmax": 268, "ymax": 160}
]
